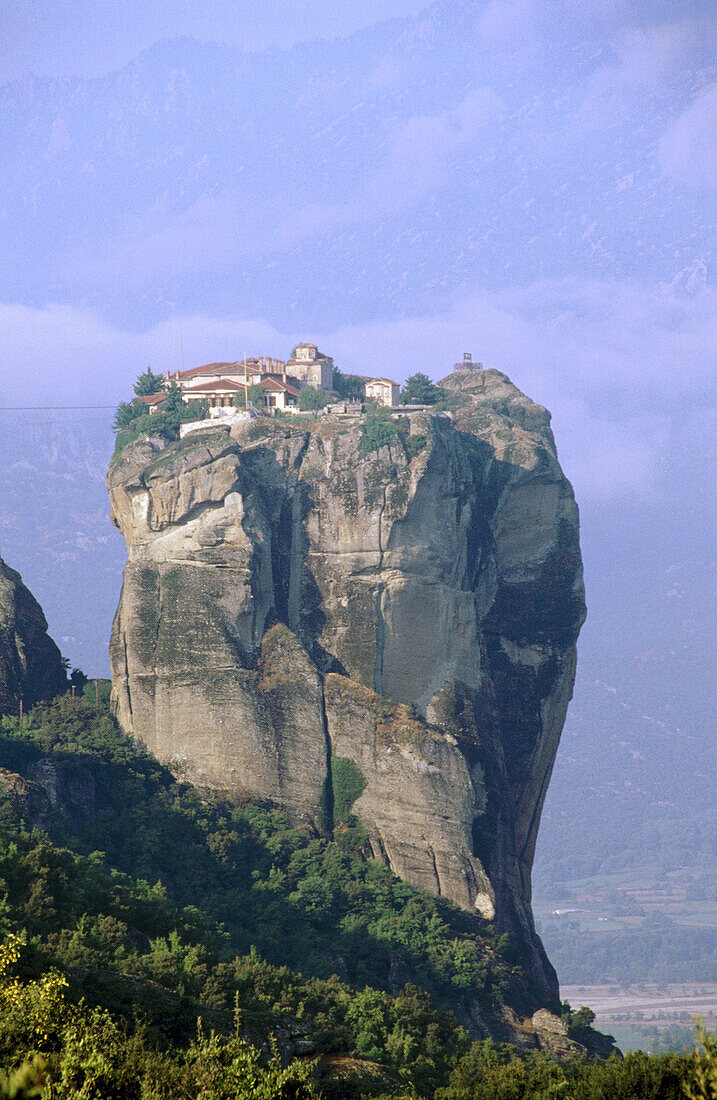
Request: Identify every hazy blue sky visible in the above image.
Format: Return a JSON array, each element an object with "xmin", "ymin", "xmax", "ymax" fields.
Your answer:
[{"xmin": 0, "ymin": 0, "xmax": 714, "ymax": 510}]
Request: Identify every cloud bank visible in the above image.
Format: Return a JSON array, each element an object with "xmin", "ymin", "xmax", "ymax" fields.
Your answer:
[
  {"xmin": 63, "ymin": 87, "xmax": 502, "ymax": 288},
  {"xmin": 1, "ymin": 275, "xmax": 714, "ymax": 505},
  {"xmin": 659, "ymin": 83, "xmax": 717, "ymax": 192}
]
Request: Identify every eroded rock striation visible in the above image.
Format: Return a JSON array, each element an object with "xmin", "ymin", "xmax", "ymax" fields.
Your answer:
[
  {"xmin": 0, "ymin": 557, "xmax": 67, "ymax": 716},
  {"xmin": 108, "ymin": 369, "xmax": 585, "ymax": 1006}
]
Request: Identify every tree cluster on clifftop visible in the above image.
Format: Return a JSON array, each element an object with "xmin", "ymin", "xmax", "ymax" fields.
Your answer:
[{"xmin": 112, "ymin": 369, "xmax": 209, "ymax": 455}]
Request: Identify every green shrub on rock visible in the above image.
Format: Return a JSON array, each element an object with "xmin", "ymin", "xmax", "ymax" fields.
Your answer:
[
  {"xmin": 360, "ymin": 409, "xmax": 397, "ymax": 454},
  {"xmin": 298, "ymin": 386, "xmax": 332, "ymax": 411},
  {"xmin": 331, "ymin": 757, "xmax": 367, "ymax": 826}
]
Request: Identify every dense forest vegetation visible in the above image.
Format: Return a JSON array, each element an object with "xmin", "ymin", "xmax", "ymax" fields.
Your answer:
[{"xmin": 0, "ymin": 694, "xmax": 713, "ymax": 1097}]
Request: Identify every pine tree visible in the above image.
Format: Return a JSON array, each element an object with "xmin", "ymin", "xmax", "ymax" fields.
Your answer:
[
  {"xmin": 400, "ymin": 372, "xmax": 444, "ymax": 406},
  {"xmin": 133, "ymin": 367, "xmax": 164, "ymax": 396}
]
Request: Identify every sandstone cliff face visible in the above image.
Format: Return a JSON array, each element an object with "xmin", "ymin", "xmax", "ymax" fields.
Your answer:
[
  {"xmin": 0, "ymin": 557, "xmax": 67, "ymax": 716},
  {"xmin": 108, "ymin": 369, "xmax": 585, "ymax": 1006}
]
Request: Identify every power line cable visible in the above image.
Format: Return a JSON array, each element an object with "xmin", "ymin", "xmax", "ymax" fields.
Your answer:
[{"xmin": 0, "ymin": 406, "xmax": 115, "ymax": 410}]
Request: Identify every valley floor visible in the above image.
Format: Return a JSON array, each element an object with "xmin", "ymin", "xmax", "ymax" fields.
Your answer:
[
  {"xmin": 561, "ymin": 981, "xmax": 717, "ymax": 1054},
  {"xmin": 533, "ymin": 857, "xmax": 717, "ymax": 991}
]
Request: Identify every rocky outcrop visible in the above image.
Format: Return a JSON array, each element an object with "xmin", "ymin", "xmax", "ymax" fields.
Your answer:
[
  {"xmin": 108, "ymin": 369, "xmax": 585, "ymax": 1007},
  {"xmin": 323, "ymin": 673, "xmax": 495, "ymax": 917},
  {"xmin": 0, "ymin": 557, "xmax": 67, "ymax": 716},
  {"xmin": 0, "ymin": 767, "xmax": 52, "ymax": 830},
  {"xmin": 0, "ymin": 758, "xmax": 95, "ymax": 832}
]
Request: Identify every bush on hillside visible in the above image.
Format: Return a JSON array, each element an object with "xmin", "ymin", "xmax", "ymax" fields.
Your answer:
[
  {"xmin": 332, "ymin": 368, "xmax": 364, "ymax": 400},
  {"xmin": 113, "ymin": 401, "xmax": 146, "ymax": 431},
  {"xmin": 233, "ymin": 384, "xmax": 265, "ymax": 410},
  {"xmin": 0, "ymin": 695, "xmax": 713, "ymax": 1096},
  {"xmin": 112, "ymin": 398, "xmax": 210, "ymax": 456},
  {"xmin": 0, "ymin": 934, "xmax": 318, "ymax": 1099},
  {"xmin": 298, "ymin": 386, "xmax": 332, "ymax": 411},
  {"xmin": 133, "ymin": 367, "xmax": 164, "ymax": 396},
  {"xmin": 360, "ymin": 408, "xmax": 398, "ymax": 454}
]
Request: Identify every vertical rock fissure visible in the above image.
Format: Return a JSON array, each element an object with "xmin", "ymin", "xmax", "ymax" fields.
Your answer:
[
  {"xmin": 247, "ymin": 499, "xmax": 276, "ymax": 645},
  {"xmin": 153, "ymin": 572, "xmax": 164, "ymax": 676},
  {"xmin": 373, "ymin": 484, "xmax": 389, "ymax": 693},
  {"xmin": 373, "ymin": 587, "xmax": 385, "ymax": 695},
  {"xmin": 292, "ymin": 432, "xmax": 311, "ymax": 473},
  {"xmin": 287, "ymin": 488, "xmax": 303, "ymax": 633},
  {"xmin": 427, "ymin": 844, "xmax": 442, "ymax": 895},
  {"xmin": 377, "ymin": 484, "xmax": 386, "ymax": 560},
  {"xmin": 122, "ymin": 633, "xmax": 133, "ymax": 723},
  {"xmin": 319, "ymin": 681, "xmax": 334, "ymax": 835}
]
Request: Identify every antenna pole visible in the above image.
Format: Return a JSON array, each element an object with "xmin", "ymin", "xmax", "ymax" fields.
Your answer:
[{"xmin": 180, "ymin": 335, "xmax": 185, "ymax": 372}]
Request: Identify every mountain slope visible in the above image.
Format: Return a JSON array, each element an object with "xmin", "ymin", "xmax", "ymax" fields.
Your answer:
[{"xmin": 0, "ymin": 693, "xmax": 618, "ymax": 1096}]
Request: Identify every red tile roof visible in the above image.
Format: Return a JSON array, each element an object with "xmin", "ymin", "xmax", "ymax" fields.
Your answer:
[
  {"xmin": 184, "ymin": 378, "xmax": 247, "ymax": 393},
  {"xmin": 260, "ymin": 378, "xmax": 301, "ymax": 396},
  {"xmin": 133, "ymin": 392, "xmax": 166, "ymax": 405},
  {"xmin": 172, "ymin": 360, "xmax": 264, "ymax": 381}
]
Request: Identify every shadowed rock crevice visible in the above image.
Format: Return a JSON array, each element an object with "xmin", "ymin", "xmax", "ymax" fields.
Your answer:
[{"xmin": 108, "ymin": 369, "xmax": 585, "ymax": 1007}]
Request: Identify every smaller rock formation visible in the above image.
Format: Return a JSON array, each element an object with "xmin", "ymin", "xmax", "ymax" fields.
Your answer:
[
  {"xmin": 0, "ymin": 557, "xmax": 67, "ymax": 716},
  {"xmin": 0, "ymin": 757, "xmax": 96, "ymax": 834}
]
